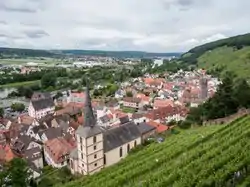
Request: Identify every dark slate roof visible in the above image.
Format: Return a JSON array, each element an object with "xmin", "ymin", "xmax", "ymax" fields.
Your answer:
[
  {"xmin": 76, "ymin": 126, "xmax": 102, "ymax": 138},
  {"xmin": 76, "ymin": 83, "xmax": 102, "ymax": 138},
  {"xmin": 103, "ymin": 122, "xmax": 141, "ymax": 152},
  {"xmin": 119, "ymin": 116, "xmax": 130, "ymax": 124},
  {"xmin": 24, "ymin": 147, "xmax": 42, "ymax": 162},
  {"xmin": 136, "ymin": 122, "xmax": 156, "ymax": 135},
  {"xmin": 31, "ymin": 98, "xmax": 54, "ymax": 111},
  {"xmin": 43, "ymin": 127, "xmax": 63, "ymax": 140},
  {"xmin": 100, "ymin": 115, "xmax": 110, "ymax": 124},
  {"xmin": 33, "ymin": 124, "xmax": 47, "ymax": 134}
]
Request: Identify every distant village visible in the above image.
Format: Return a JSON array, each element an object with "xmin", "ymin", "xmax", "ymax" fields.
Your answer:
[{"xmin": 0, "ymin": 68, "xmax": 220, "ymax": 178}]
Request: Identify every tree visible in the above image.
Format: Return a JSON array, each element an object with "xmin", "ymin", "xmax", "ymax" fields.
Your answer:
[
  {"xmin": 41, "ymin": 73, "xmax": 57, "ymax": 88},
  {"xmin": 2, "ymin": 158, "xmax": 32, "ymax": 187},
  {"xmin": 126, "ymin": 91, "xmax": 133, "ymax": 97},
  {"xmin": 11, "ymin": 103, "xmax": 25, "ymax": 112},
  {"xmin": 0, "ymin": 108, "xmax": 4, "ymax": 117}
]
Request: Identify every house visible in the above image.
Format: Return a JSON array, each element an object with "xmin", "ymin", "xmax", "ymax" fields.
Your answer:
[
  {"xmin": 153, "ymin": 99, "xmax": 174, "ymax": 109},
  {"xmin": 115, "ymin": 89, "xmax": 125, "ymax": 99},
  {"xmin": 0, "ymin": 144, "xmax": 16, "ymax": 163},
  {"xmin": 132, "ymin": 113, "xmax": 147, "ymax": 124},
  {"xmin": 68, "ymin": 91, "xmax": 85, "ymax": 104},
  {"xmin": 44, "ymin": 137, "xmax": 76, "ymax": 168},
  {"xmin": 39, "ymin": 127, "xmax": 64, "ymax": 143},
  {"xmin": 146, "ymin": 121, "xmax": 169, "ymax": 134},
  {"xmin": 136, "ymin": 122, "xmax": 156, "ymax": 142},
  {"xmin": 98, "ymin": 115, "xmax": 111, "ymax": 128},
  {"xmin": 123, "ymin": 97, "xmax": 142, "ymax": 109},
  {"xmin": 69, "ymin": 85, "xmax": 142, "ymax": 175},
  {"xmin": 28, "ymin": 92, "xmax": 55, "ymax": 119}
]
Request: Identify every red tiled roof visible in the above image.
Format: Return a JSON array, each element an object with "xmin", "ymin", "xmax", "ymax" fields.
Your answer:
[
  {"xmin": 0, "ymin": 145, "xmax": 16, "ymax": 162},
  {"xmin": 154, "ymin": 99, "xmax": 174, "ymax": 108},
  {"xmin": 147, "ymin": 121, "xmax": 169, "ymax": 133},
  {"xmin": 123, "ymin": 97, "xmax": 141, "ymax": 104},
  {"xmin": 144, "ymin": 78, "xmax": 154, "ymax": 84},
  {"xmin": 45, "ymin": 137, "xmax": 75, "ymax": 164}
]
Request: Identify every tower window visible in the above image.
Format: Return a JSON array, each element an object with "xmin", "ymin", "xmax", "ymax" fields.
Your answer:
[
  {"xmin": 104, "ymin": 155, "xmax": 106, "ymax": 165},
  {"xmin": 94, "ymin": 145, "xmax": 97, "ymax": 150},
  {"xmin": 94, "ymin": 163, "xmax": 97, "ymax": 167},
  {"xmin": 119, "ymin": 147, "xmax": 123, "ymax": 157},
  {"xmin": 94, "ymin": 154, "xmax": 97, "ymax": 159},
  {"xmin": 93, "ymin": 136, "xmax": 97, "ymax": 143},
  {"xmin": 127, "ymin": 144, "xmax": 130, "ymax": 153}
]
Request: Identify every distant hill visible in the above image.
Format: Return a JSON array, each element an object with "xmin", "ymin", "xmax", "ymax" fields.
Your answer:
[
  {"xmin": 0, "ymin": 47, "xmax": 181, "ymax": 59},
  {"xmin": 180, "ymin": 33, "xmax": 250, "ymax": 78},
  {"xmin": 53, "ymin": 50, "xmax": 181, "ymax": 58},
  {"xmin": 0, "ymin": 47, "xmax": 55, "ymax": 58}
]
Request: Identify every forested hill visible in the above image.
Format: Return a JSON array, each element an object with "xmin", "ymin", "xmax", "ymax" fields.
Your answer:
[
  {"xmin": 0, "ymin": 47, "xmax": 181, "ymax": 59},
  {"xmin": 180, "ymin": 33, "xmax": 250, "ymax": 78},
  {"xmin": 0, "ymin": 47, "xmax": 55, "ymax": 58}
]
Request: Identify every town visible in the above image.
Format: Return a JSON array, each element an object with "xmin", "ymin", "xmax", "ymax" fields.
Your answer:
[{"xmin": 0, "ymin": 59, "xmax": 220, "ymax": 182}]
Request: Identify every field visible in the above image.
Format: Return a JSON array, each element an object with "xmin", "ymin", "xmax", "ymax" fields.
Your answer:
[
  {"xmin": 0, "ymin": 80, "xmax": 40, "ymax": 88},
  {"xmin": 197, "ymin": 46, "xmax": 250, "ymax": 79},
  {"xmin": 0, "ymin": 58, "xmax": 58, "ymax": 65},
  {"xmin": 60, "ymin": 115, "xmax": 250, "ymax": 187}
]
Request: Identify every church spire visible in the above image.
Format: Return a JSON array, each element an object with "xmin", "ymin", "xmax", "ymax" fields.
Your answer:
[{"xmin": 83, "ymin": 80, "xmax": 96, "ymax": 128}]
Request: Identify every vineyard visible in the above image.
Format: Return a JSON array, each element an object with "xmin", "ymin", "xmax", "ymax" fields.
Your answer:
[{"xmin": 60, "ymin": 115, "xmax": 250, "ymax": 187}]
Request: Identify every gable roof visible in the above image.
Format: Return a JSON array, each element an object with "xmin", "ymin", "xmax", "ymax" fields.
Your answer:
[
  {"xmin": 136, "ymin": 122, "xmax": 156, "ymax": 135},
  {"xmin": 147, "ymin": 121, "xmax": 169, "ymax": 133},
  {"xmin": 45, "ymin": 137, "xmax": 75, "ymax": 164},
  {"xmin": 103, "ymin": 122, "xmax": 141, "ymax": 152},
  {"xmin": 123, "ymin": 97, "xmax": 141, "ymax": 104},
  {"xmin": 31, "ymin": 98, "xmax": 54, "ymax": 111},
  {"xmin": 42, "ymin": 127, "xmax": 63, "ymax": 140}
]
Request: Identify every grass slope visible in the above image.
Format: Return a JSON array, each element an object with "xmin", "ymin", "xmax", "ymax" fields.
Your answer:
[
  {"xmin": 60, "ymin": 115, "xmax": 250, "ymax": 187},
  {"xmin": 180, "ymin": 33, "xmax": 250, "ymax": 78},
  {"xmin": 198, "ymin": 46, "xmax": 250, "ymax": 79}
]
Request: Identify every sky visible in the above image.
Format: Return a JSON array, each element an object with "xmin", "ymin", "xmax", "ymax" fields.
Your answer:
[{"xmin": 0, "ymin": 0, "xmax": 249, "ymax": 52}]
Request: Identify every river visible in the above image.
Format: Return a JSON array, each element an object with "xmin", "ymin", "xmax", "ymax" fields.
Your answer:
[{"xmin": 0, "ymin": 88, "xmax": 16, "ymax": 99}]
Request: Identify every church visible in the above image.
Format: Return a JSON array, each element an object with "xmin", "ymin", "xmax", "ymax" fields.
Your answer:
[{"xmin": 68, "ymin": 85, "xmax": 145, "ymax": 175}]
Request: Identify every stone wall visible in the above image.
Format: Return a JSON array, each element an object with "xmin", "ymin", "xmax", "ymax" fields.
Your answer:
[{"xmin": 203, "ymin": 108, "xmax": 250, "ymax": 126}]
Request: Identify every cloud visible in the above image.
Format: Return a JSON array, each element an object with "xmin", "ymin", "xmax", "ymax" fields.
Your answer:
[
  {"xmin": 24, "ymin": 29, "xmax": 49, "ymax": 39},
  {"xmin": 0, "ymin": 0, "xmax": 250, "ymax": 52},
  {"xmin": 0, "ymin": 0, "xmax": 43, "ymax": 13}
]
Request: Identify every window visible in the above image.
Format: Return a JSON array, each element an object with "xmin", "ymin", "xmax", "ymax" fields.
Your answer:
[
  {"xmin": 134, "ymin": 140, "xmax": 137, "ymax": 147},
  {"xmin": 104, "ymin": 155, "xmax": 106, "ymax": 165},
  {"xmin": 80, "ymin": 137, "xmax": 82, "ymax": 143},
  {"xmin": 80, "ymin": 145, "xmax": 82, "ymax": 151},
  {"xmin": 127, "ymin": 144, "xmax": 130, "ymax": 152},
  {"xmin": 94, "ymin": 145, "xmax": 97, "ymax": 150},
  {"xmin": 119, "ymin": 147, "xmax": 123, "ymax": 157},
  {"xmin": 94, "ymin": 163, "xmax": 97, "ymax": 167},
  {"xmin": 93, "ymin": 136, "xmax": 97, "ymax": 143},
  {"xmin": 70, "ymin": 160, "xmax": 74, "ymax": 169},
  {"xmin": 81, "ymin": 153, "xmax": 84, "ymax": 159},
  {"xmin": 94, "ymin": 154, "xmax": 97, "ymax": 159},
  {"xmin": 82, "ymin": 163, "xmax": 84, "ymax": 167}
]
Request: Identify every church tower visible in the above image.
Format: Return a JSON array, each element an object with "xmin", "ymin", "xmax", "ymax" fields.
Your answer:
[
  {"xmin": 75, "ymin": 84, "xmax": 104, "ymax": 175},
  {"xmin": 199, "ymin": 77, "xmax": 208, "ymax": 100}
]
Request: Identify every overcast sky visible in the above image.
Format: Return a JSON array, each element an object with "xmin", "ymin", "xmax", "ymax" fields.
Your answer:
[{"xmin": 0, "ymin": 0, "xmax": 249, "ymax": 52}]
